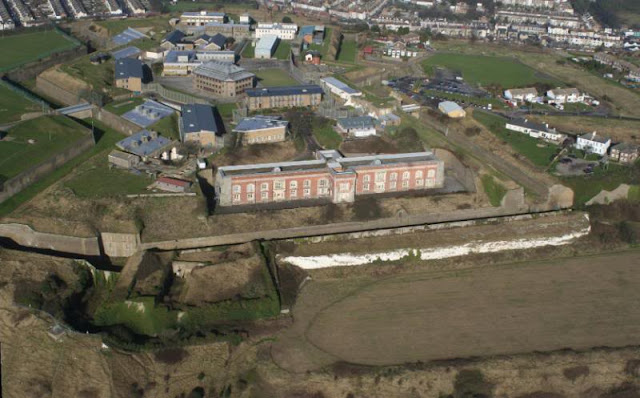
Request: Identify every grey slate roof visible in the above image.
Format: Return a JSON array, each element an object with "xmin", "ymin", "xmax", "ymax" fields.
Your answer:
[
  {"xmin": 115, "ymin": 58, "xmax": 144, "ymax": 79},
  {"xmin": 337, "ymin": 116, "xmax": 375, "ymax": 130},
  {"xmin": 245, "ymin": 84, "xmax": 323, "ymax": 98},
  {"xmin": 209, "ymin": 33, "xmax": 227, "ymax": 48},
  {"xmin": 111, "ymin": 46, "xmax": 141, "ymax": 60},
  {"xmin": 181, "ymin": 104, "xmax": 219, "ymax": 137},
  {"xmin": 233, "ymin": 116, "xmax": 288, "ymax": 133},
  {"xmin": 164, "ymin": 50, "xmax": 196, "ymax": 63},
  {"xmin": 193, "ymin": 61, "xmax": 254, "ymax": 81},
  {"xmin": 508, "ymin": 118, "xmax": 549, "ymax": 132},
  {"xmin": 579, "ymin": 132, "xmax": 610, "ymax": 144},
  {"xmin": 163, "ymin": 29, "xmax": 185, "ymax": 45}
]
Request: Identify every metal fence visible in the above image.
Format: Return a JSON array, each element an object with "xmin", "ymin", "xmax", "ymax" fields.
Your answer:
[{"xmin": 142, "ymin": 83, "xmax": 209, "ymax": 105}]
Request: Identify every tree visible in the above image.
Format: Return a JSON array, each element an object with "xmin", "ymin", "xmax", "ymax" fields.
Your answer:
[
  {"xmin": 282, "ymin": 16, "xmax": 292, "ymax": 23},
  {"xmin": 371, "ymin": 24, "xmax": 381, "ymax": 33},
  {"xmin": 397, "ymin": 27, "xmax": 410, "ymax": 35}
]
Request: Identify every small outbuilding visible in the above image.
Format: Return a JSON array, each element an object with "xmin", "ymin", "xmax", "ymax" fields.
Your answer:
[{"xmin": 438, "ymin": 101, "xmax": 466, "ymax": 118}]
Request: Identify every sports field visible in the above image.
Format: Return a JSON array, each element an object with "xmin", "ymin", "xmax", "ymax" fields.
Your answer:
[
  {"xmin": 255, "ymin": 68, "xmax": 299, "ymax": 86},
  {"xmin": 0, "ymin": 116, "xmax": 88, "ymax": 180},
  {"xmin": 0, "ymin": 85, "xmax": 40, "ymax": 124},
  {"xmin": 422, "ymin": 53, "xmax": 555, "ymax": 87},
  {"xmin": 301, "ymin": 250, "xmax": 640, "ymax": 365},
  {"xmin": 0, "ymin": 30, "xmax": 79, "ymax": 71}
]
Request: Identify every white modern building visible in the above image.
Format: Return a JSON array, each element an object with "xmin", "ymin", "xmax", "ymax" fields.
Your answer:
[
  {"xmin": 336, "ymin": 116, "xmax": 377, "ymax": 138},
  {"xmin": 181, "ymin": 11, "xmax": 226, "ymax": 26},
  {"xmin": 255, "ymin": 35, "xmax": 279, "ymax": 59},
  {"xmin": 547, "ymin": 88, "xmax": 584, "ymax": 104},
  {"xmin": 505, "ymin": 118, "xmax": 564, "ymax": 143},
  {"xmin": 504, "ymin": 87, "xmax": 538, "ymax": 102},
  {"xmin": 575, "ymin": 132, "xmax": 611, "ymax": 156},
  {"xmin": 255, "ymin": 23, "xmax": 298, "ymax": 40}
]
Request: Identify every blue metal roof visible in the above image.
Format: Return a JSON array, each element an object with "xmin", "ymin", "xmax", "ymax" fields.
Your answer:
[
  {"xmin": 116, "ymin": 130, "xmax": 172, "ymax": 157},
  {"xmin": 112, "ymin": 27, "xmax": 147, "ymax": 46},
  {"xmin": 321, "ymin": 77, "xmax": 360, "ymax": 95},
  {"xmin": 164, "ymin": 50, "xmax": 196, "ymax": 63},
  {"xmin": 111, "ymin": 46, "xmax": 141, "ymax": 60},
  {"xmin": 245, "ymin": 85, "xmax": 323, "ymax": 98},
  {"xmin": 181, "ymin": 104, "xmax": 219, "ymax": 137},
  {"xmin": 298, "ymin": 25, "xmax": 314, "ymax": 38}
]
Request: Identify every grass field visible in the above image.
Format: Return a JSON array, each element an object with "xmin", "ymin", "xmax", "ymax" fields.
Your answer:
[
  {"xmin": 0, "ymin": 85, "xmax": 40, "ymax": 124},
  {"xmin": 274, "ymin": 40, "xmax": 292, "ymax": 60},
  {"xmin": 423, "ymin": 53, "xmax": 556, "ymax": 87},
  {"xmin": 242, "ymin": 42, "xmax": 255, "ymax": 58},
  {"xmin": 255, "ymin": 68, "xmax": 298, "ymax": 87},
  {"xmin": 304, "ymin": 250, "xmax": 640, "ymax": 365},
  {"xmin": 104, "ymin": 97, "xmax": 145, "ymax": 115},
  {"xmin": 473, "ymin": 111, "xmax": 559, "ymax": 168},
  {"xmin": 63, "ymin": 157, "xmax": 150, "ymax": 198},
  {"xmin": 60, "ymin": 55, "xmax": 129, "ymax": 96},
  {"xmin": 337, "ymin": 39, "xmax": 357, "ymax": 64},
  {"xmin": 149, "ymin": 113, "xmax": 180, "ymax": 140},
  {"xmin": 560, "ymin": 163, "xmax": 640, "ymax": 206},
  {"xmin": 313, "ymin": 121, "xmax": 342, "ymax": 149},
  {"xmin": 0, "ymin": 30, "xmax": 79, "ymax": 71},
  {"xmin": 481, "ymin": 174, "xmax": 507, "ymax": 206},
  {"xmin": 216, "ymin": 102, "xmax": 237, "ymax": 118},
  {"xmin": 0, "ymin": 119, "xmax": 125, "ymax": 217},
  {"xmin": 0, "ymin": 116, "xmax": 88, "ymax": 180}
]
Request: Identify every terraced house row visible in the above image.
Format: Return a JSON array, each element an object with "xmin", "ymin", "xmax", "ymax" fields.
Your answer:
[{"xmin": 215, "ymin": 150, "xmax": 444, "ymax": 207}]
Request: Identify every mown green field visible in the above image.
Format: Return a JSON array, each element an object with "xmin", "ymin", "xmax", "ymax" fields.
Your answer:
[
  {"xmin": 64, "ymin": 156, "xmax": 150, "ymax": 198},
  {"xmin": 255, "ymin": 68, "xmax": 298, "ymax": 87},
  {"xmin": 0, "ymin": 84, "xmax": 40, "ymax": 124},
  {"xmin": 0, "ymin": 30, "xmax": 79, "ymax": 71},
  {"xmin": 313, "ymin": 120, "xmax": 342, "ymax": 149},
  {"xmin": 423, "ymin": 54, "xmax": 555, "ymax": 87},
  {"xmin": 0, "ymin": 116, "xmax": 88, "ymax": 180},
  {"xmin": 337, "ymin": 39, "xmax": 357, "ymax": 63},
  {"xmin": 274, "ymin": 40, "xmax": 292, "ymax": 60}
]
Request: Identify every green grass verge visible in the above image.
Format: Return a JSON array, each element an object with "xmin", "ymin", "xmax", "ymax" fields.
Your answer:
[
  {"xmin": 216, "ymin": 102, "xmax": 237, "ymax": 119},
  {"xmin": 96, "ymin": 16, "xmax": 171, "ymax": 35},
  {"xmin": 0, "ymin": 84, "xmax": 41, "ymax": 124},
  {"xmin": 104, "ymin": 97, "xmax": 145, "ymax": 115},
  {"xmin": 60, "ymin": 55, "xmax": 129, "ymax": 97},
  {"xmin": 313, "ymin": 120, "xmax": 342, "ymax": 149},
  {"xmin": 0, "ymin": 116, "xmax": 89, "ymax": 179},
  {"xmin": 255, "ymin": 68, "xmax": 298, "ymax": 87},
  {"xmin": 473, "ymin": 111, "xmax": 559, "ymax": 168},
  {"xmin": 561, "ymin": 163, "xmax": 640, "ymax": 207},
  {"xmin": 0, "ymin": 119, "xmax": 125, "ymax": 217},
  {"xmin": 273, "ymin": 40, "xmax": 291, "ymax": 60},
  {"xmin": 629, "ymin": 185, "xmax": 640, "ymax": 202},
  {"xmin": 93, "ymin": 297, "xmax": 176, "ymax": 336},
  {"xmin": 63, "ymin": 157, "xmax": 150, "ymax": 198},
  {"xmin": 309, "ymin": 27, "xmax": 332, "ymax": 58},
  {"xmin": 422, "ymin": 53, "xmax": 556, "ymax": 87},
  {"xmin": 481, "ymin": 174, "xmax": 507, "ymax": 206},
  {"xmin": 242, "ymin": 42, "xmax": 255, "ymax": 58},
  {"xmin": 0, "ymin": 29, "xmax": 79, "ymax": 71},
  {"xmin": 337, "ymin": 39, "xmax": 357, "ymax": 64},
  {"xmin": 149, "ymin": 113, "xmax": 180, "ymax": 140}
]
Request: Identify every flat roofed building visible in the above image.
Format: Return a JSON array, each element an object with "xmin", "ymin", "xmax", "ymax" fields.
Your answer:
[
  {"xmin": 245, "ymin": 85, "xmax": 323, "ymax": 110},
  {"xmin": 116, "ymin": 130, "xmax": 173, "ymax": 158},
  {"xmin": 114, "ymin": 58, "xmax": 145, "ymax": 92},
  {"xmin": 336, "ymin": 116, "xmax": 377, "ymax": 138},
  {"xmin": 181, "ymin": 11, "xmax": 226, "ymax": 26},
  {"xmin": 255, "ymin": 34, "xmax": 279, "ymax": 59},
  {"xmin": 163, "ymin": 50, "xmax": 236, "ymax": 76},
  {"xmin": 255, "ymin": 22, "xmax": 298, "ymax": 40},
  {"xmin": 233, "ymin": 115, "xmax": 288, "ymax": 145},
  {"xmin": 215, "ymin": 150, "xmax": 445, "ymax": 207},
  {"xmin": 108, "ymin": 150, "xmax": 140, "ymax": 169},
  {"xmin": 180, "ymin": 104, "xmax": 220, "ymax": 148},
  {"xmin": 320, "ymin": 77, "xmax": 362, "ymax": 104},
  {"xmin": 193, "ymin": 61, "xmax": 255, "ymax": 97}
]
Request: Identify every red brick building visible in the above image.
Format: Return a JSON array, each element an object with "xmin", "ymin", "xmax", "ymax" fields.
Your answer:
[{"xmin": 215, "ymin": 150, "xmax": 444, "ymax": 207}]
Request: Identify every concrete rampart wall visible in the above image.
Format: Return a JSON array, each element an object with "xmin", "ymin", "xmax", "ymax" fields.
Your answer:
[
  {"xmin": 35, "ymin": 74, "xmax": 81, "ymax": 106},
  {"xmin": 0, "ymin": 223, "xmax": 100, "ymax": 255},
  {"xmin": 100, "ymin": 232, "xmax": 141, "ymax": 258},
  {"xmin": 94, "ymin": 108, "xmax": 141, "ymax": 136},
  {"xmin": 434, "ymin": 148, "xmax": 477, "ymax": 193},
  {"xmin": 0, "ymin": 133, "xmax": 95, "ymax": 204}
]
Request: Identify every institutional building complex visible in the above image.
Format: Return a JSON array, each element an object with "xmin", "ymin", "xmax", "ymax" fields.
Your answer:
[
  {"xmin": 245, "ymin": 85, "xmax": 323, "ymax": 110},
  {"xmin": 193, "ymin": 61, "xmax": 255, "ymax": 97},
  {"xmin": 215, "ymin": 150, "xmax": 444, "ymax": 207}
]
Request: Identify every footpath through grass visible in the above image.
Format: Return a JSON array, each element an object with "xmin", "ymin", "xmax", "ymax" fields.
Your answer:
[
  {"xmin": 0, "ymin": 29, "xmax": 79, "ymax": 71},
  {"xmin": 0, "ymin": 116, "xmax": 88, "ymax": 179},
  {"xmin": 473, "ymin": 111, "xmax": 559, "ymax": 168},
  {"xmin": 0, "ymin": 119, "xmax": 125, "ymax": 217},
  {"xmin": 422, "ymin": 53, "xmax": 556, "ymax": 87}
]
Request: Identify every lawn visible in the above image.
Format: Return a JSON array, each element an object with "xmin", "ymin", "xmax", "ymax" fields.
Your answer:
[
  {"xmin": 0, "ymin": 119, "xmax": 125, "ymax": 217},
  {"xmin": 313, "ymin": 121, "xmax": 342, "ymax": 149},
  {"xmin": 560, "ymin": 163, "xmax": 640, "ymax": 206},
  {"xmin": 0, "ymin": 116, "xmax": 89, "ymax": 180},
  {"xmin": 422, "ymin": 53, "xmax": 556, "ymax": 87},
  {"xmin": 0, "ymin": 84, "xmax": 41, "ymax": 124},
  {"xmin": 93, "ymin": 297, "xmax": 176, "ymax": 336},
  {"xmin": 0, "ymin": 29, "xmax": 79, "ymax": 71},
  {"xmin": 149, "ymin": 113, "xmax": 180, "ymax": 140},
  {"xmin": 216, "ymin": 102, "xmax": 238, "ymax": 118},
  {"xmin": 60, "ymin": 55, "xmax": 129, "ymax": 97},
  {"xmin": 309, "ymin": 27, "xmax": 332, "ymax": 58},
  {"xmin": 473, "ymin": 111, "xmax": 559, "ymax": 168},
  {"xmin": 242, "ymin": 42, "xmax": 255, "ymax": 58},
  {"xmin": 481, "ymin": 174, "xmax": 507, "ymax": 206},
  {"xmin": 104, "ymin": 97, "xmax": 145, "ymax": 115},
  {"xmin": 64, "ymin": 157, "xmax": 150, "ymax": 198},
  {"xmin": 337, "ymin": 39, "xmax": 357, "ymax": 64},
  {"xmin": 273, "ymin": 40, "xmax": 292, "ymax": 60},
  {"xmin": 255, "ymin": 68, "xmax": 298, "ymax": 87}
]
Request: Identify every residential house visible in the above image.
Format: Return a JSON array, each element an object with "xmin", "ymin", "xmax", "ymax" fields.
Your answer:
[
  {"xmin": 214, "ymin": 150, "xmax": 445, "ymax": 207},
  {"xmin": 233, "ymin": 115, "xmax": 288, "ymax": 145},
  {"xmin": 547, "ymin": 88, "xmax": 584, "ymax": 104},
  {"xmin": 180, "ymin": 104, "xmax": 221, "ymax": 148},
  {"xmin": 336, "ymin": 116, "xmax": 377, "ymax": 138},
  {"xmin": 504, "ymin": 87, "xmax": 538, "ymax": 102},
  {"xmin": 610, "ymin": 143, "xmax": 639, "ymax": 164},
  {"xmin": 505, "ymin": 118, "xmax": 564, "ymax": 142},
  {"xmin": 575, "ymin": 132, "xmax": 611, "ymax": 156}
]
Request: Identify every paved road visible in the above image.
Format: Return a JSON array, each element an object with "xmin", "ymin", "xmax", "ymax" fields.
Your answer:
[{"xmin": 420, "ymin": 111, "xmax": 550, "ymax": 198}]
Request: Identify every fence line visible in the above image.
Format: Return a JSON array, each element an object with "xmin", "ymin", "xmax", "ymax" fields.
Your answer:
[{"xmin": 142, "ymin": 83, "xmax": 209, "ymax": 105}]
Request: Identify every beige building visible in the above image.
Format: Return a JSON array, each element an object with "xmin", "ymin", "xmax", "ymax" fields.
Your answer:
[
  {"xmin": 438, "ymin": 101, "xmax": 466, "ymax": 118},
  {"xmin": 180, "ymin": 104, "xmax": 221, "ymax": 148},
  {"xmin": 245, "ymin": 85, "xmax": 323, "ymax": 111},
  {"xmin": 233, "ymin": 116, "xmax": 288, "ymax": 145},
  {"xmin": 114, "ymin": 58, "xmax": 144, "ymax": 92},
  {"xmin": 193, "ymin": 61, "xmax": 254, "ymax": 98}
]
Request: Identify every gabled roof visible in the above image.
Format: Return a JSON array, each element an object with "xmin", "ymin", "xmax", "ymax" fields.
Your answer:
[
  {"xmin": 181, "ymin": 104, "xmax": 219, "ymax": 136},
  {"xmin": 163, "ymin": 29, "xmax": 185, "ymax": 45},
  {"xmin": 506, "ymin": 87, "xmax": 538, "ymax": 96},
  {"xmin": 438, "ymin": 101, "xmax": 463, "ymax": 113},
  {"xmin": 337, "ymin": 116, "xmax": 375, "ymax": 130},
  {"xmin": 579, "ymin": 132, "xmax": 610, "ymax": 144},
  {"xmin": 245, "ymin": 85, "xmax": 324, "ymax": 98},
  {"xmin": 115, "ymin": 58, "xmax": 144, "ymax": 79},
  {"xmin": 157, "ymin": 176, "xmax": 191, "ymax": 187},
  {"xmin": 164, "ymin": 50, "xmax": 197, "ymax": 63},
  {"xmin": 112, "ymin": 27, "xmax": 147, "ymax": 46},
  {"xmin": 116, "ymin": 130, "xmax": 172, "ymax": 157},
  {"xmin": 611, "ymin": 142, "xmax": 639, "ymax": 153},
  {"xmin": 507, "ymin": 118, "xmax": 549, "ymax": 132},
  {"xmin": 209, "ymin": 33, "xmax": 227, "ymax": 48}
]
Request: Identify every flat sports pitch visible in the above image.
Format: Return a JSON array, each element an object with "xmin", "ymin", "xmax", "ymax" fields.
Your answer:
[
  {"xmin": 0, "ymin": 30, "xmax": 79, "ymax": 71},
  {"xmin": 304, "ymin": 250, "xmax": 640, "ymax": 365}
]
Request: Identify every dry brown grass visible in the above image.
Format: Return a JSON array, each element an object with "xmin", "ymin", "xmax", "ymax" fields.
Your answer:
[
  {"xmin": 528, "ymin": 115, "xmax": 640, "ymax": 144},
  {"xmin": 212, "ymin": 141, "xmax": 300, "ymax": 168}
]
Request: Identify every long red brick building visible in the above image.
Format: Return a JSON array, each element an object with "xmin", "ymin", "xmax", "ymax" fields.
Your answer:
[{"xmin": 214, "ymin": 150, "xmax": 444, "ymax": 207}]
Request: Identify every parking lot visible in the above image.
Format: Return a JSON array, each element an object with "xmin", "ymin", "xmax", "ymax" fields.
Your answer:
[{"xmin": 555, "ymin": 156, "xmax": 599, "ymax": 176}]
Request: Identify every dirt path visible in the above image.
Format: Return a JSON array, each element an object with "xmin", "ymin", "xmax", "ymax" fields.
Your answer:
[{"xmin": 284, "ymin": 250, "xmax": 640, "ymax": 367}]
